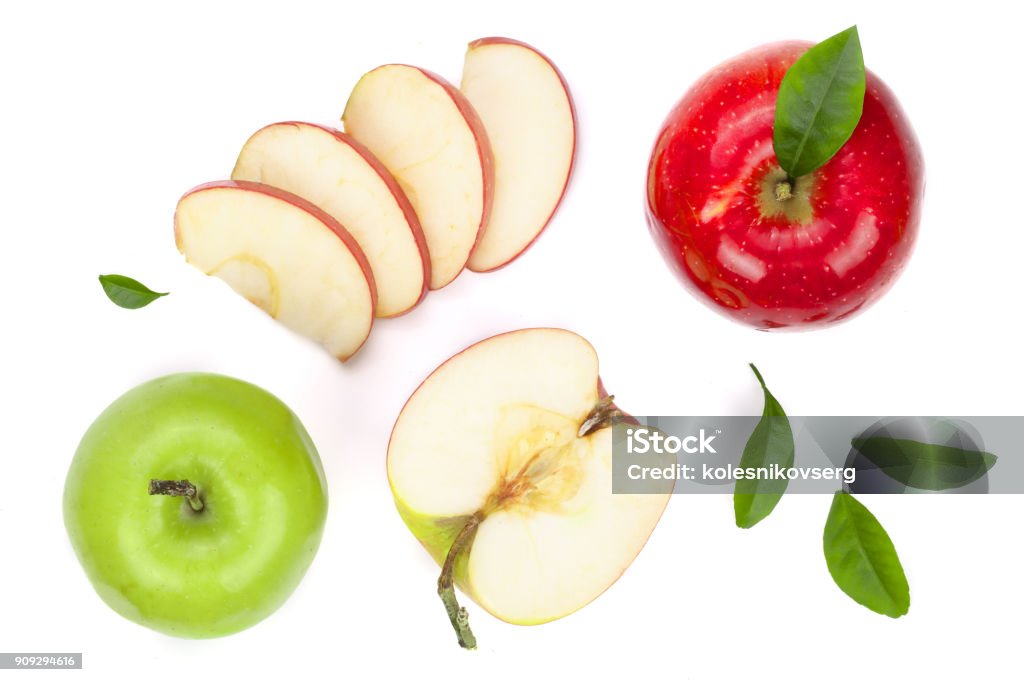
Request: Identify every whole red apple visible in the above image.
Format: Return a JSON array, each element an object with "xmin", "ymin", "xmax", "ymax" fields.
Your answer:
[{"xmin": 646, "ymin": 41, "xmax": 923, "ymax": 329}]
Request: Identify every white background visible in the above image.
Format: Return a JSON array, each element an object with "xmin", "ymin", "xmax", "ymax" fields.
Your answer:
[{"xmin": 2, "ymin": 0, "xmax": 1022, "ymax": 679}]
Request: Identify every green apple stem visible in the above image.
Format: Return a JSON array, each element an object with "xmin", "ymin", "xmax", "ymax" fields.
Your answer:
[
  {"xmin": 149, "ymin": 479, "xmax": 204, "ymax": 513},
  {"xmin": 438, "ymin": 511, "xmax": 484, "ymax": 650},
  {"xmin": 578, "ymin": 395, "xmax": 628, "ymax": 437}
]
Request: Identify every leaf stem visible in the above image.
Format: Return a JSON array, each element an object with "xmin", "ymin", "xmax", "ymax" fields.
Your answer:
[
  {"xmin": 438, "ymin": 511, "xmax": 484, "ymax": 650},
  {"xmin": 149, "ymin": 479, "xmax": 204, "ymax": 512},
  {"xmin": 748, "ymin": 363, "xmax": 767, "ymax": 391}
]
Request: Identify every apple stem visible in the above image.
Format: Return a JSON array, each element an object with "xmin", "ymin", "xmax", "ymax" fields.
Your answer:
[
  {"xmin": 148, "ymin": 479, "xmax": 204, "ymax": 513},
  {"xmin": 774, "ymin": 179, "xmax": 794, "ymax": 202},
  {"xmin": 438, "ymin": 511, "xmax": 484, "ymax": 650},
  {"xmin": 578, "ymin": 395, "xmax": 628, "ymax": 437}
]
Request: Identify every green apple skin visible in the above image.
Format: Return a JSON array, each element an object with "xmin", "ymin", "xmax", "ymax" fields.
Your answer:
[
  {"xmin": 63, "ymin": 373, "xmax": 328, "ymax": 638},
  {"xmin": 392, "ymin": 495, "xmax": 472, "ymax": 589}
]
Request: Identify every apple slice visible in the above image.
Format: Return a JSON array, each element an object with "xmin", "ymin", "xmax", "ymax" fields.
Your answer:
[
  {"xmin": 174, "ymin": 180, "xmax": 376, "ymax": 361},
  {"xmin": 460, "ymin": 38, "xmax": 577, "ymax": 272},
  {"xmin": 387, "ymin": 329, "xmax": 670, "ymax": 647},
  {"xmin": 232, "ymin": 122, "xmax": 429, "ymax": 318},
  {"xmin": 342, "ymin": 64, "xmax": 493, "ymax": 290}
]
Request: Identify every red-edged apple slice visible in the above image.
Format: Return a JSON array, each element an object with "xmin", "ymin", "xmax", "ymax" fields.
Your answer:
[
  {"xmin": 232, "ymin": 122, "xmax": 429, "ymax": 318},
  {"xmin": 342, "ymin": 64, "xmax": 494, "ymax": 290},
  {"xmin": 387, "ymin": 329, "xmax": 670, "ymax": 645},
  {"xmin": 460, "ymin": 38, "xmax": 577, "ymax": 272},
  {"xmin": 174, "ymin": 180, "xmax": 376, "ymax": 361}
]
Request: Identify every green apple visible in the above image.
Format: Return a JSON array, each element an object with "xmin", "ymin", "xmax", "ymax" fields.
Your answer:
[
  {"xmin": 387, "ymin": 329, "xmax": 671, "ymax": 648},
  {"xmin": 63, "ymin": 372, "xmax": 328, "ymax": 638}
]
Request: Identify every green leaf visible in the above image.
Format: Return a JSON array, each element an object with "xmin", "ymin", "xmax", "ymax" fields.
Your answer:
[
  {"xmin": 98, "ymin": 274, "xmax": 168, "ymax": 309},
  {"xmin": 774, "ymin": 25, "xmax": 866, "ymax": 177},
  {"xmin": 853, "ymin": 436, "xmax": 997, "ymax": 491},
  {"xmin": 734, "ymin": 364, "xmax": 795, "ymax": 528},
  {"xmin": 823, "ymin": 491, "xmax": 910, "ymax": 618}
]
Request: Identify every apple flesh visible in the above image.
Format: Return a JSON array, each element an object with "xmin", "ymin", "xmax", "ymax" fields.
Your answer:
[
  {"xmin": 342, "ymin": 64, "xmax": 494, "ymax": 290},
  {"xmin": 646, "ymin": 41, "xmax": 924, "ymax": 329},
  {"xmin": 175, "ymin": 180, "xmax": 376, "ymax": 361},
  {"xmin": 460, "ymin": 37, "xmax": 576, "ymax": 271},
  {"xmin": 63, "ymin": 373, "xmax": 328, "ymax": 638},
  {"xmin": 232, "ymin": 122, "xmax": 430, "ymax": 318},
  {"xmin": 387, "ymin": 329, "xmax": 670, "ymax": 643}
]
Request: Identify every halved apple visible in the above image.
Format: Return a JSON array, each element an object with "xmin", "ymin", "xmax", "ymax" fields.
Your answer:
[
  {"xmin": 174, "ymin": 180, "xmax": 376, "ymax": 361},
  {"xmin": 342, "ymin": 64, "xmax": 494, "ymax": 290},
  {"xmin": 232, "ymin": 122, "xmax": 429, "ymax": 318},
  {"xmin": 387, "ymin": 328, "xmax": 670, "ymax": 647},
  {"xmin": 460, "ymin": 38, "xmax": 577, "ymax": 272}
]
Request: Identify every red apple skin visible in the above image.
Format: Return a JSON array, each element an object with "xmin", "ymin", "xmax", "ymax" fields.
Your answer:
[
  {"xmin": 646, "ymin": 41, "xmax": 924, "ymax": 329},
  {"xmin": 464, "ymin": 37, "xmax": 578, "ymax": 273}
]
